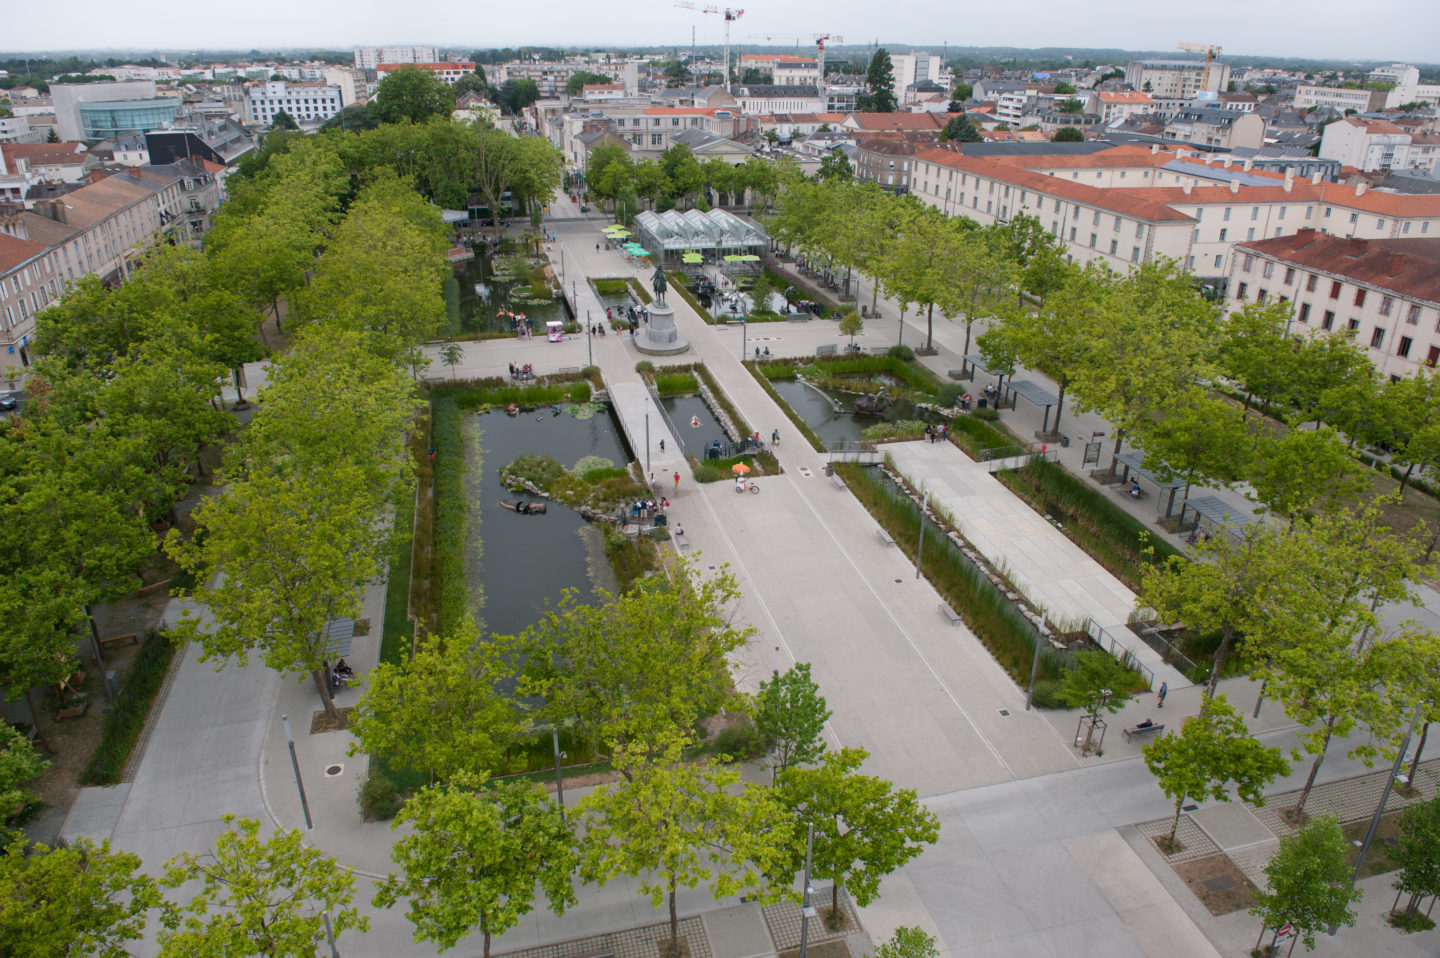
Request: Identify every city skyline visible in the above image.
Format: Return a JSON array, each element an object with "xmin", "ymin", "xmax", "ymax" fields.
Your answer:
[{"xmin": 3, "ymin": 0, "xmax": 1437, "ymax": 64}]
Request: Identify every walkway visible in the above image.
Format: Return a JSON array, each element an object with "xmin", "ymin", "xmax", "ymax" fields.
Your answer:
[{"xmin": 886, "ymin": 441, "xmax": 1187, "ymax": 689}]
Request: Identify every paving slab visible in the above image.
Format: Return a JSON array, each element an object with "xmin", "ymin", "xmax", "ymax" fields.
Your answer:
[
  {"xmin": 703, "ymin": 903, "xmax": 774, "ymax": 958},
  {"xmin": 1189, "ymin": 802, "xmax": 1275, "ymax": 851}
]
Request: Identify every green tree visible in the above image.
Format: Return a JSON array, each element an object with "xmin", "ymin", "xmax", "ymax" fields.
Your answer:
[
  {"xmin": 838, "ymin": 309, "xmax": 864, "ymax": 345},
  {"xmin": 660, "ymin": 143, "xmax": 704, "ymax": 207},
  {"xmin": 775, "ymin": 747, "xmax": 940, "ymax": 928},
  {"xmin": 1053, "ymin": 650, "xmax": 1136, "ymax": 714},
  {"xmin": 748, "ymin": 272, "xmax": 776, "ymax": 316},
  {"xmin": 494, "ymin": 78, "xmax": 541, "ymax": 115},
  {"xmin": 580, "ymin": 736, "xmax": 794, "ymax": 948},
  {"xmin": 754, "ymin": 662, "xmax": 831, "ymax": 776},
  {"xmin": 318, "ymin": 103, "xmax": 380, "ymax": 133},
  {"xmin": 817, "ymin": 146, "xmax": 854, "ymax": 183},
  {"xmin": 453, "ymin": 71, "xmax": 488, "ymax": 98},
  {"xmin": 45, "ymin": 128, "xmax": 60, "ymax": 143},
  {"xmin": 863, "ymin": 49, "xmax": 898, "ymax": 112},
  {"xmin": 375, "ymin": 777, "xmax": 577, "ymax": 957},
  {"xmin": 160, "ymin": 815, "xmax": 368, "ymax": 957},
  {"xmin": 269, "ymin": 109, "xmax": 298, "ymax": 130},
  {"xmin": 0, "ymin": 837, "xmax": 161, "ymax": 958},
  {"xmin": 1250, "ymin": 815, "xmax": 1360, "ymax": 953},
  {"xmin": 1143, "ymin": 695, "xmax": 1288, "ymax": 847},
  {"xmin": 951, "ymin": 82, "xmax": 973, "ymax": 101},
  {"xmin": 373, "ymin": 66, "xmax": 456, "ymax": 125},
  {"xmin": 1133, "ymin": 384, "xmax": 1249, "ymax": 503},
  {"xmin": 350, "ymin": 622, "xmax": 519, "ymax": 782},
  {"xmin": 1052, "ymin": 126, "xmax": 1085, "ymax": 141},
  {"xmin": 1390, "ymin": 794, "xmax": 1440, "ymax": 927},
  {"xmin": 564, "ymin": 70, "xmax": 614, "ymax": 96},
  {"xmin": 504, "ymin": 562, "xmax": 751, "ymax": 761},
  {"xmin": 1054, "ymin": 81, "xmax": 1077, "ymax": 94},
  {"xmin": 440, "ymin": 342, "xmax": 464, "ymax": 380},
  {"xmin": 940, "ymin": 114, "xmax": 982, "ymax": 143},
  {"xmin": 0, "ymin": 722, "xmax": 49, "ymax": 819},
  {"xmin": 1245, "ymin": 426, "xmax": 1367, "ymax": 524}
]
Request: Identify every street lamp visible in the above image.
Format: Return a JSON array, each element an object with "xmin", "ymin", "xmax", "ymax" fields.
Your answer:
[{"xmin": 281, "ymin": 715, "xmax": 340, "ymax": 958}]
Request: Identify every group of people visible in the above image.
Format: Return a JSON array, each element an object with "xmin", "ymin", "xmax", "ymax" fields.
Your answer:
[
  {"xmin": 924, "ymin": 423, "xmax": 949, "ymax": 443},
  {"xmin": 629, "ymin": 497, "xmax": 669, "ymax": 521},
  {"xmin": 588, "ymin": 323, "xmax": 609, "ymax": 337},
  {"xmin": 508, "ymin": 362, "xmax": 535, "ymax": 381},
  {"xmin": 606, "ymin": 304, "xmax": 648, "ymax": 327},
  {"xmin": 327, "ymin": 659, "xmax": 356, "ymax": 692}
]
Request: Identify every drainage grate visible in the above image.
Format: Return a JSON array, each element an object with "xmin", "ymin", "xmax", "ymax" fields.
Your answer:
[
  {"xmin": 1183, "ymin": 804, "xmax": 1199, "ymax": 811},
  {"xmin": 894, "ymin": 578, "xmax": 903, "ymax": 583},
  {"xmin": 998, "ymin": 709, "xmax": 1011, "ymax": 717},
  {"xmin": 798, "ymin": 467, "xmax": 813, "ymax": 477},
  {"xmin": 324, "ymin": 764, "xmax": 344, "ymax": 778}
]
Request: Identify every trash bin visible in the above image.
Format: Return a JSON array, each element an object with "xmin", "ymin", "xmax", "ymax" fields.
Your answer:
[
  {"xmin": 825, "ymin": 462, "xmax": 834, "ymax": 477},
  {"xmin": 978, "ymin": 398, "xmax": 988, "ymax": 409},
  {"xmin": 653, "ymin": 513, "xmax": 667, "ymax": 527}
]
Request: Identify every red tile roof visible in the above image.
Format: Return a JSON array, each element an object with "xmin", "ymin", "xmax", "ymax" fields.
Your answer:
[
  {"xmin": 0, "ymin": 231, "xmax": 50, "ymax": 274},
  {"xmin": 848, "ymin": 112, "xmax": 944, "ymax": 131},
  {"xmin": 1239, "ymin": 231, "xmax": 1440, "ymax": 304}
]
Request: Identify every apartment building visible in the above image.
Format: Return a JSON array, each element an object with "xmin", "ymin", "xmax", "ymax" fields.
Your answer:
[
  {"xmin": 731, "ymin": 85, "xmax": 825, "ymax": 115},
  {"xmin": 553, "ymin": 106, "xmax": 756, "ymax": 167},
  {"xmin": 244, "ymin": 81, "xmax": 343, "ymax": 126},
  {"xmin": 854, "ymin": 134, "xmax": 935, "ymax": 193},
  {"xmin": 1124, "ymin": 59, "xmax": 1230, "ymax": 101},
  {"xmin": 0, "ymin": 169, "xmax": 182, "ymax": 382},
  {"xmin": 1089, "ymin": 90, "xmax": 1155, "ymax": 123},
  {"xmin": 910, "ymin": 142, "xmax": 1440, "ymax": 286},
  {"xmin": 1293, "ymin": 85, "xmax": 1388, "ymax": 112},
  {"xmin": 737, "ymin": 54, "xmax": 820, "ymax": 87},
  {"xmin": 1320, "ymin": 116, "xmax": 1440, "ymax": 173},
  {"xmin": 375, "ymin": 62, "xmax": 477, "ymax": 86},
  {"xmin": 499, "ymin": 60, "xmax": 637, "ymax": 97},
  {"xmin": 1228, "ymin": 231, "xmax": 1440, "ymax": 378},
  {"xmin": 1163, "ymin": 106, "xmax": 1266, "ymax": 150},
  {"xmin": 354, "ymin": 46, "xmax": 439, "ymax": 70}
]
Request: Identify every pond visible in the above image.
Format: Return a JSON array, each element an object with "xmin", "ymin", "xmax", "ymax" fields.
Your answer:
[
  {"xmin": 769, "ymin": 378, "xmax": 942, "ymax": 445},
  {"xmin": 659, "ymin": 395, "xmax": 732, "ymax": 458},
  {"xmin": 461, "ymin": 403, "xmax": 632, "ymax": 637},
  {"xmin": 453, "ymin": 246, "xmax": 570, "ymax": 335}
]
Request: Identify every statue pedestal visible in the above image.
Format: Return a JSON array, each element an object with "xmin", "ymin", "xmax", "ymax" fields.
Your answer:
[{"xmin": 635, "ymin": 300, "xmax": 690, "ymax": 356}]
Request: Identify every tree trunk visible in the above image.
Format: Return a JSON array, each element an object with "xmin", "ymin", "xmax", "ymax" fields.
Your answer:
[
  {"xmin": 832, "ymin": 880, "xmax": 840, "ymax": 928},
  {"xmin": 233, "ymin": 366, "xmax": 246, "ymax": 403},
  {"xmin": 1255, "ymin": 923, "xmax": 1267, "ymax": 954},
  {"xmin": 1052, "ymin": 380, "xmax": 1068, "ymax": 434},
  {"xmin": 312, "ymin": 667, "xmax": 340, "ymax": 724},
  {"xmin": 1169, "ymin": 799, "xmax": 1184, "ymax": 843},
  {"xmin": 871, "ymin": 280, "xmax": 879, "ymax": 314},
  {"xmin": 669, "ymin": 879, "xmax": 680, "ymax": 950},
  {"xmin": 482, "ymin": 916, "xmax": 491, "ymax": 958},
  {"xmin": 925, "ymin": 303, "xmax": 934, "ymax": 351},
  {"xmin": 23, "ymin": 688, "xmax": 50, "ymax": 752},
  {"xmin": 1205, "ymin": 626, "xmax": 1235, "ymax": 700},
  {"xmin": 1292, "ymin": 719, "xmax": 1336, "ymax": 820},
  {"xmin": 1109, "ymin": 429, "xmax": 1127, "ymax": 476},
  {"xmin": 1399, "ymin": 462, "xmax": 1415, "ymax": 500},
  {"xmin": 1407, "ymin": 723, "xmax": 1429, "ymax": 785}
]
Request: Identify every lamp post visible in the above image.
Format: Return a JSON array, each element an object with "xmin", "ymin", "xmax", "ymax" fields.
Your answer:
[
  {"xmin": 645, "ymin": 395, "xmax": 651, "ymax": 474},
  {"xmin": 741, "ymin": 317, "xmax": 748, "ymax": 361},
  {"xmin": 914, "ymin": 489, "xmax": 928, "ymax": 580},
  {"xmin": 282, "ymin": 715, "xmax": 340, "ymax": 958},
  {"xmin": 798, "ymin": 822, "xmax": 815, "ymax": 958},
  {"xmin": 586, "ymin": 309, "xmax": 592, "ymax": 367}
]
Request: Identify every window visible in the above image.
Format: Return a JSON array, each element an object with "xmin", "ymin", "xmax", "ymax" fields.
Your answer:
[
  {"xmin": 1089, "ymin": 233, "xmax": 1097, "ymax": 248},
  {"xmin": 1069, "ymin": 226, "xmax": 1076, "ymax": 241},
  {"xmin": 1214, "ymin": 254, "xmax": 1223, "ymax": 268},
  {"xmin": 1093, "ymin": 211, "xmax": 1101, "ymax": 225},
  {"xmin": 1259, "ymin": 289, "xmax": 1270, "ymax": 303},
  {"xmin": 1193, "ymin": 228, "xmax": 1201, "ymax": 242},
  {"xmin": 1243, "ymin": 255, "xmax": 1254, "ymax": 272},
  {"xmin": 1131, "ymin": 247, "xmax": 1141, "ymax": 263},
  {"xmin": 1348, "ymin": 318, "xmax": 1361, "ymax": 333},
  {"xmin": 1408, "ymin": 303, "xmax": 1421, "ymax": 324},
  {"xmin": 1380, "ymin": 296, "xmax": 1394, "ymax": 316},
  {"xmin": 1429, "ymin": 346, "xmax": 1440, "ymax": 367},
  {"xmin": 1279, "ymin": 207, "xmax": 1287, "ymax": 221},
  {"xmin": 1136, "ymin": 223, "xmax": 1145, "ymax": 239},
  {"xmin": 1306, "ymin": 206, "xmax": 1314, "ymax": 217},
  {"xmin": 1284, "ymin": 267, "xmax": 1295, "ymax": 284},
  {"xmin": 1349, "ymin": 212, "xmax": 1359, "ymax": 225},
  {"xmin": 1247, "ymin": 228, "xmax": 1256, "ymax": 241},
  {"xmin": 1223, "ymin": 207, "xmax": 1232, "ymax": 221},
  {"xmin": 1426, "ymin": 223, "xmax": 1432, "ymax": 234},
  {"xmin": 1251, "ymin": 207, "xmax": 1259, "ymax": 220},
  {"xmin": 1237, "ymin": 282, "xmax": 1248, "ymax": 299},
  {"xmin": 1378, "ymin": 218, "xmax": 1386, "ymax": 229},
  {"xmin": 1325, "ymin": 207, "xmax": 1332, "ymax": 218},
  {"xmin": 1109, "ymin": 239, "xmax": 1118, "ymax": 255},
  {"xmin": 1298, "ymin": 303, "xmax": 1311, "ymax": 324},
  {"xmin": 1399, "ymin": 336, "xmax": 1413, "ymax": 358},
  {"xmin": 651, "ymin": 133, "xmax": 662, "ymax": 145},
  {"xmin": 1330, "ymin": 281, "xmax": 1342, "ymax": 299},
  {"xmin": 1219, "ymin": 228, "xmax": 1228, "ymax": 241},
  {"xmin": 1370, "ymin": 327, "xmax": 1385, "ymax": 348},
  {"xmin": 1187, "ymin": 255, "xmax": 1196, "ymax": 267},
  {"xmin": 1306, "ymin": 274, "xmax": 1318, "ymax": 292},
  {"xmin": 1263, "ymin": 262, "xmax": 1274, "ymax": 279},
  {"xmin": 1322, "ymin": 310, "xmax": 1335, "ymax": 330}
]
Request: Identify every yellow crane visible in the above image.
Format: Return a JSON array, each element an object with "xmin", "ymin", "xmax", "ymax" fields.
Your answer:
[
  {"xmin": 675, "ymin": 2, "xmax": 745, "ymax": 91},
  {"xmin": 1177, "ymin": 42, "xmax": 1223, "ymax": 93}
]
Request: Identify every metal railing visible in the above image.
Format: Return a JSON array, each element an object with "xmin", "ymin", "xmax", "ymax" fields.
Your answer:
[
  {"xmin": 981, "ymin": 444, "xmax": 1058, "ymax": 473},
  {"xmin": 1084, "ymin": 618, "xmax": 1157, "ymax": 690},
  {"xmin": 1130, "ymin": 619, "xmax": 1202, "ymax": 680},
  {"xmin": 825, "ymin": 440, "xmax": 883, "ymax": 464}
]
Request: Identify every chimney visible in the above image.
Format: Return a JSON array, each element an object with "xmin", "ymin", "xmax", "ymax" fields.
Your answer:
[
  {"xmin": 1347, "ymin": 237, "xmax": 1365, "ymax": 257},
  {"xmin": 1292, "ymin": 228, "xmax": 1316, "ymax": 249},
  {"xmin": 1283, "ymin": 171, "xmax": 1293, "ymax": 192},
  {"xmin": 1230, "ymin": 179, "xmax": 1240, "ymax": 193},
  {"xmin": 1355, "ymin": 181, "xmax": 1368, "ymax": 196},
  {"xmin": 1223, "ymin": 156, "xmax": 1233, "ymax": 169},
  {"xmin": 1182, "ymin": 182, "xmax": 1192, "ymax": 194},
  {"xmin": 1311, "ymin": 170, "xmax": 1323, "ymax": 185},
  {"xmin": 1243, "ymin": 158, "xmax": 1254, "ymax": 171},
  {"xmin": 1150, "ymin": 143, "xmax": 1158, "ymax": 154},
  {"xmin": 35, "ymin": 198, "xmax": 66, "ymax": 224}
]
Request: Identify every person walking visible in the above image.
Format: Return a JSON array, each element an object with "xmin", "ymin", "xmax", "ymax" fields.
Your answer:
[
  {"xmin": 771, "ymin": 428, "xmax": 780, "ymax": 446},
  {"xmin": 1156, "ymin": 681, "xmax": 1168, "ymax": 709},
  {"xmin": 673, "ymin": 470, "xmax": 681, "ymax": 490}
]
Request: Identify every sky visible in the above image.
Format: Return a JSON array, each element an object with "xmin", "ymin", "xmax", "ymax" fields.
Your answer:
[{"xmin": 5, "ymin": 0, "xmax": 1437, "ymax": 64}]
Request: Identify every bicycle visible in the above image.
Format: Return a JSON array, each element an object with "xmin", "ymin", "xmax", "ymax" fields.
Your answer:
[{"xmin": 735, "ymin": 479, "xmax": 760, "ymax": 494}]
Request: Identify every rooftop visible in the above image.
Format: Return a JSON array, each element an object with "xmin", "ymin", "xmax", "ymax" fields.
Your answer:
[
  {"xmin": 0, "ymin": 230, "xmax": 50, "ymax": 274},
  {"xmin": 1239, "ymin": 231, "xmax": 1440, "ymax": 304}
]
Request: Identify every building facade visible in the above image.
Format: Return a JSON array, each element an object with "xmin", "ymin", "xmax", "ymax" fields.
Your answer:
[
  {"xmin": 1124, "ymin": 59, "xmax": 1230, "ymax": 101},
  {"xmin": 375, "ymin": 62, "xmax": 477, "ymax": 86},
  {"xmin": 1292, "ymin": 85, "xmax": 1388, "ymax": 112},
  {"xmin": 354, "ymin": 46, "xmax": 439, "ymax": 70},
  {"xmin": 50, "ymin": 79, "xmax": 159, "ymax": 141},
  {"xmin": 1320, "ymin": 116, "xmax": 1440, "ymax": 173},
  {"xmin": 244, "ymin": 81, "xmax": 343, "ymax": 126},
  {"xmin": 1229, "ymin": 231, "xmax": 1440, "ymax": 378}
]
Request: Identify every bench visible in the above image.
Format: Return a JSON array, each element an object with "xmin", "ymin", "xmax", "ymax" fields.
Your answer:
[
  {"xmin": 948, "ymin": 369, "xmax": 966, "ymax": 380},
  {"xmin": 1117, "ymin": 487, "xmax": 1149, "ymax": 501},
  {"xmin": 877, "ymin": 528, "xmax": 896, "ymax": 546},
  {"xmin": 816, "ymin": 343, "xmax": 838, "ymax": 356},
  {"xmin": 830, "ymin": 472, "xmax": 846, "ymax": 491},
  {"xmin": 673, "ymin": 529, "xmax": 691, "ymax": 550},
  {"xmin": 1121, "ymin": 723, "xmax": 1165, "ymax": 743},
  {"xmin": 938, "ymin": 601, "xmax": 962, "ymax": 625},
  {"xmin": 99, "ymin": 632, "xmax": 140, "ymax": 650}
]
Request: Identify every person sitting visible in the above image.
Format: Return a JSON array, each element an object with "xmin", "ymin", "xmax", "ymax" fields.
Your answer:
[
  {"xmin": 1129, "ymin": 481, "xmax": 1142, "ymax": 499},
  {"xmin": 1136, "ymin": 717, "xmax": 1154, "ymax": 729},
  {"xmin": 763, "ymin": 347, "xmax": 770, "ymax": 356}
]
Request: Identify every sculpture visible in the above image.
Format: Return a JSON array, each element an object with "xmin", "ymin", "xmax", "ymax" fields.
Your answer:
[{"xmin": 651, "ymin": 265, "xmax": 668, "ymax": 306}]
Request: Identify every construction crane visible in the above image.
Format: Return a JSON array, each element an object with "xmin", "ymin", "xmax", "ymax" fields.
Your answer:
[
  {"xmin": 675, "ymin": 2, "xmax": 745, "ymax": 92},
  {"xmin": 812, "ymin": 34, "xmax": 844, "ymax": 80},
  {"xmin": 1177, "ymin": 42, "xmax": 1223, "ymax": 94}
]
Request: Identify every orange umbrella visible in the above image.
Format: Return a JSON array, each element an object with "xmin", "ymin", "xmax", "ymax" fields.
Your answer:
[{"xmin": 731, "ymin": 463, "xmax": 751, "ymax": 474}]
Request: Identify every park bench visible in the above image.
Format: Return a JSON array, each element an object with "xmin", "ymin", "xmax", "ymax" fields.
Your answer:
[
  {"xmin": 1117, "ymin": 487, "xmax": 1149, "ymax": 501},
  {"xmin": 948, "ymin": 369, "xmax": 966, "ymax": 380},
  {"xmin": 938, "ymin": 601, "xmax": 962, "ymax": 625},
  {"xmin": 816, "ymin": 343, "xmax": 838, "ymax": 356},
  {"xmin": 673, "ymin": 529, "xmax": 692, "ymax": 550},
  {"xmin": 830, "ymin": 471, "xmax": 846, "ymax": 490},
  {"xmin": 99, "ymin": 632, "xmax": 140, "ymax": 650},
  {"xmin": 1121, "ymin": 722, "xmax": 1165, "ymax": 743},
  {"xmin": 877, "ymin": 528, "xmax": 896, "ymax": 547}
]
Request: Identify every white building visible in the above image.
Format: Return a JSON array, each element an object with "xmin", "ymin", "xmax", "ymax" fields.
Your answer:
[
  {"xmin": 1089, "ymin": 90, "xmax": 1156, "ymax": 124},
  {"xmin": 324, "ymin": 67, "xmax": 366, "ymax": 107},
  {"xmin": 890, "ymin": 53, "xmax": 942, "ymax": 101},
  {"xmin": 354, "ymin": 46, "xmax": 439, "ymax": 71},
  {"xmin": 1229, "ymin": 231, "xmax": 1440, "ymax": 378},
  {"xmin": 737, "ymin": 54, "xmax": 821, "ymax": 87},
  {"xmin": 1319, "ymin": 116, "xmax": 1440, "ymax": 174},
  {"xmin": 1386, "ymin": 84, "xmax": 1440, "ymax": 109},
  {"xmin": 375, "ymin": 62, "xmax": 477, "ymax": 86},
  {"xmin": 1369, "ymin": 64, "xmax": 1421, "ymax": 87},
  {"xmin": 1124, "ymin": 59, "xmax": 1230, "ymax": 101},
  {"xmin": 1293, "ymin": 85, "xmax": 1388, "ymax": 113},
  {"xmin": 244, "ymin": 81, "xmax": 343, "ymax": 126},
  {"xmin": 50, "ymin": 79, "xmax": 157, "ymax": 141}
]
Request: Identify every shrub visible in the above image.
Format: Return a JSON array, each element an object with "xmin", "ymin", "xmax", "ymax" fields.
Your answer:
[
  {"xmin": 1029, "ymin": 680, "xmax": 1064, "ymax": 709},
  {"xmin": 635, "ymin": 360, "xmax": 655, "ymax": 374},
  {"xmin": 81, "ymin": 630, "xmax": 177, "ymax": 786},
  {"xmin": 358, "ymin": 767, "xmax": 403, "ymax": 822},
  {"xmin": 935, "ymin": 383, "xmax": 963, "ymax": 408},
  {"xmin": 889, "ymin": 344, "xmax": 915, "ymax": 361},
  {"xmin": 653, "ymin": 372, "xmax": 698, "ymax": 396},
  {"xmin": 581, "ymin": 365, "xmax": 600, "ymax": 378},
  {"xmin": 712, "ymin": 720, "xmax": 767, "ymax": 762},
  {"xmin": 693, "ymin": 462, "xmax": 725, "ymax": 483},
  {"xmin": 862, "ymin": 420, "xmax": 929, "ymax": 442},
  {"xmin": 948, "ymin": 414, "xmax": 1016, "ymax": 458},
  {"xmin": 973, "ymin": 406, "xmax": 1000, "ymax": 421},
  {"xmin": 502, "ymin": 453, "xmax": 567, "ymax": 491}
]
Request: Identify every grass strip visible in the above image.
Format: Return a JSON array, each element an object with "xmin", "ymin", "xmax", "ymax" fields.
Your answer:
[
  {"xmin": 379, "ymin": 472, "xmax": 416, "ymax": 667},
  {"xmin": 626, "ymin": 276, "xmax": 653, "ymax": 304},
  {"xmin": 431, "ymin": 376, "xmax": 592, "ymax": 410},
  {"xmin": 835, "ymin": 463, "xmax": 1065, "ymax": 686},
  {"xmin": 947, "ymin": 414, "xmax": 1018, "ymax": 459},
  {"xmin": 653, "ymin": 372, "xmax": 699, "ymax": 397},
  {"xmin": 430, "ymin": 397, "xmax": 470, "ymax": 633},
  {"xmin": 995, "ymin": 457, "xmax": 1180, "ymax": 590},
  {"xmin": 745, "ymin": 360, "xmax": 825, "ymax": 452},
  {"xmin": 81, "ymin": 630, "xmax": 177, "ymax": 786}
]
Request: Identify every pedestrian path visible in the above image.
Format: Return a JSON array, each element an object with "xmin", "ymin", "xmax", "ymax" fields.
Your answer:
[{"xmin": 886, "ymin": 441, "xmax": 1189, "ymax": 690}]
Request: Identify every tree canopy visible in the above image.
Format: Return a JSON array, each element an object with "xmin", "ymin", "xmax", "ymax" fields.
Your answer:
[{"xmin": 373, "ymin": 66, "xmax": 456, "ymax": 125}]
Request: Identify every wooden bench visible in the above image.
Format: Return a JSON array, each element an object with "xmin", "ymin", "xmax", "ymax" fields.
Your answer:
[
  {"xmin": 673, "ymin": 529, "xmax": 691, "ymax": 550},
  {"xmin": 938, "ymin": 601, "xmax": 962, "ymax": 625},
  {"xmin": 877, "ymin": 528, "xmax": 896, "ymax": 546},
  {"xmin": 99, "ymin": 632, "xmax": 140, "ymax": 649},
  {"xmin": 1121, "ymin": 722, "xmax": 1165, "ymax": 743},
  {"xmin": 816, "ymin": 343, "xmax": 838, "ymax": 356}
]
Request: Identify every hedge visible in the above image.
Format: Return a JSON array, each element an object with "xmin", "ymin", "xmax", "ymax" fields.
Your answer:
[{"xmin": 82, "ymin": 630, "xmax": 177, "ymax": 786}]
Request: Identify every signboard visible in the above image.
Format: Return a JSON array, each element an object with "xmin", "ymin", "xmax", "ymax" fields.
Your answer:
[
  {"xmin": 1275, "ymin": 923, "xmax": 1295, "ymax": 941},
  {"xmin": 1083, "ymin": 441, "xmax": 1102, "ymax": 468}
]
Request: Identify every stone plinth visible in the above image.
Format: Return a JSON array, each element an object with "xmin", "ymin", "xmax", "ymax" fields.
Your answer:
[{"xmin": 634, "ymin": 300, "xmax": 690, "ymax": 355}]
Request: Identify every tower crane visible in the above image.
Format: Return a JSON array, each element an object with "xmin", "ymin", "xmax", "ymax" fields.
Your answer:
[
  {"xmin": 811, "ymin": 34, "xmax": 844, "ymax": 80},
  {"xmin": 1177, "ymin": 42, "xmax": 1223, "ymax": 94},
  {"xmin": 675, "ymin": 2, "xmax": 745, "ymax": 91}
]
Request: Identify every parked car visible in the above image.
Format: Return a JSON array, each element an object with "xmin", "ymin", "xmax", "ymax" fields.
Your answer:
[{"xmin": 0, "ymin": 394, "xmax": 15, "ymax": 411}]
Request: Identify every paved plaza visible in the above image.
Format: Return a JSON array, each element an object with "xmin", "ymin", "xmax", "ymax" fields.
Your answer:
[{"xmin": 57, "ymin": 193, "xmax": 1440, "ymax": 957}]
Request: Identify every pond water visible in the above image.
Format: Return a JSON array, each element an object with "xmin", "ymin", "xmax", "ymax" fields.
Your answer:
[
  {"xmin": 461, "ymin": 403, "xmax": 632, "ymax": 637},
  {"xmin": 659, "ymin": 395, "xmax": 731, "ymax": 458},
  {"xmin": 453, "ymin": 247, "xmax": 569, "ymax": 335},
  {"xmin": 769, "ymin": 378, "xmax": 942, "ymax": 445}
]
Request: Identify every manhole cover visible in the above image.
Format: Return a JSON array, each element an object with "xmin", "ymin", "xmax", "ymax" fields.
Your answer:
[
  {"xmin": 1202, "ymin": 875, "xmax": 1237, "ymax": 892},
  {"xmin": 894, "ymin": 578, "xmax": 903, "ymax": 584},
  {"xmin": 997, "ymin": 709, "xmax": 1011, "ymax": 717},
  {"xmin": 1183, "ymin": 804, "xmax": 1199, "ymax": 811},
  {"xmin": 324, "ymin": 764, "xmax": 344, "ymax": 777},
  {"xmin": 798, "ymin": 467, "xmax": 813, "ymax": 477}
]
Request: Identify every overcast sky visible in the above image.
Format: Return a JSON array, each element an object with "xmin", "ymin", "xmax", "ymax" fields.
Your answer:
[{"xmin": 6, "ymin": 0, "xmax": 1436, "ymax": 64}]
